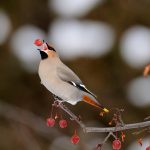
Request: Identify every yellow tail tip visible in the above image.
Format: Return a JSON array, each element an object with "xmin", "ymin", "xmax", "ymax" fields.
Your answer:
[{"xmin": 103, "ymin": 108, "xmax": 109, "ymax": 113}]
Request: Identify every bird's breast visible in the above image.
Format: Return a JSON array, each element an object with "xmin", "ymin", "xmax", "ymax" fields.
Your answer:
[
  {"xmin": 38, "ymin": 60, "xmax": 82, "ymax": 104},
  {"xmin": 38, "ymin": 61, "xmax": 57, "ymax": 87}
]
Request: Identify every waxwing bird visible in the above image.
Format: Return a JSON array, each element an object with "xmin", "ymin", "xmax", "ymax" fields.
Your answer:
[{"xmin": 35, "ymin": 40, "xmax": 109, "ymax": 113}]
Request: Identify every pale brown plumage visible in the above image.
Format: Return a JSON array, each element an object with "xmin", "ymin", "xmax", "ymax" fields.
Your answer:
[{"xmin": 38, "ymin": 43, "xmax": 109, "ymax": 113}]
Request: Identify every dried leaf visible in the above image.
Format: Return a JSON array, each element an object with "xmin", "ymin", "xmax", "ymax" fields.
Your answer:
[
  {"xmin": 109, "ymin": 121, "xmax": 112, "ymax": 125},
  {"xmin": 143, "ymin": 64, "xmax": 150, "ymax": 77},
  {"xmin": 137, "ymin": 138, "xmax": 143, "ymax": 146},
  {"xmin": 121, "ymin": 131, "xmax": 125, "ymax": 142},
  {"xmin": 55, "ymin": 113, "xmax": 59, "ymax": 119},
  {"xmin": 99, "ymin": 112, "xmax": 104, "ymax": 117}
]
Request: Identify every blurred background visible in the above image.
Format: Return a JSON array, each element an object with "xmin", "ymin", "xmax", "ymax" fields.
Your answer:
[{"xmin": 0, "ymin": 0, "xmax": 150, "ymax": 149}]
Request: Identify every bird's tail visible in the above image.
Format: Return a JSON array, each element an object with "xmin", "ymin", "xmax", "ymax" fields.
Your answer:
[{"xmin": 83, "ymin": 95, "xmax": 109, "ymax": 113}]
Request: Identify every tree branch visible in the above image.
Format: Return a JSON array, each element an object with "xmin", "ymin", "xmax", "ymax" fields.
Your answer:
[
  {"xmin": 58, "ymin": 102, "xmax": 86, "ymax": 130},
  {"xmin": 85, "ymin": 121, "xmax": 150, "ymax": 133},
  {"xmin": 58, "ymin": 102, "xmax": 150, "ymax": 133}
]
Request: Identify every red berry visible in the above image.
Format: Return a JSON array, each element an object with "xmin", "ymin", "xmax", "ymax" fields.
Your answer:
[
  {"xmin": 112, "ymin": 139, "xmax": 121, "ymax": 150},
  {"xmin": 71, "ymin": 134, "xmax": 80, "ymax": 144},
  {"xmin": 146, "ymin": 146, "xmax": 150, "ymax": 150},
  {"xmin": 47, "ymin": 118, "xmax": 55, "ymax": 127},
  {"xmin": 59, "ymin": 119, "xmax": 67, "ymax": 128},
  {"xmin": 34, "ymin": 39, "xmax": 43, "ymax": 46}
]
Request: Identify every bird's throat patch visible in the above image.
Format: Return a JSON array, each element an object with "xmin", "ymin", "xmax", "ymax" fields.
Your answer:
[{"xmin": 40, "ymin": 51, "xmax": 48, "ymax": 59}]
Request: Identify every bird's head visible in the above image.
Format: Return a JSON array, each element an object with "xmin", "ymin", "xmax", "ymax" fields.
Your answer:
[{"xmin": 34, "ymin": 39, "xmax": 57, "ymax": 60}]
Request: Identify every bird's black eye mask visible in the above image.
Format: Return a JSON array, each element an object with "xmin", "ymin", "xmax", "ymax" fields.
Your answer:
[
  {"xmin": 37, "ymin": 49, "xmax": 48, "ymax": 60},
  {"xmin": 46, "ymin": 43, "xmax": 56, "ymax": 52},
  {"xmin": 40, "ymin": 50, "xmax": 48, "ymax": 60}
]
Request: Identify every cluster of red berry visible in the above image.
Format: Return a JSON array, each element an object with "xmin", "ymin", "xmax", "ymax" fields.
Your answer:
[
  {"xmin": 46, "ymin": 103, "xmax": 80, "ymax": 145},
  {"xmin": 47, "ymin": 117, "xmax": 80, "ymax": 144},
  {"xmin": 47, "ymin": 118, "xmax": 67, "ymax": 128}
]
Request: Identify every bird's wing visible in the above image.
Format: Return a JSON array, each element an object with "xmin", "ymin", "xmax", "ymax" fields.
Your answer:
[
  {"xmin": 57, "ymin": 63, "xmax": 82, "ymax": 83},
  {"xmin": 57, "ymin": 64, "xmax": 97, "ymax": 98}
]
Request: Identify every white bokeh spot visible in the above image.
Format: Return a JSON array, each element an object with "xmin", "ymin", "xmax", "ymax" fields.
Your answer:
[
  {"xmin": 10, "ymin": 25, "xmax": 46, "ymax": 72},
  {"xmin": 0, "ymin": 10, "xmax": 12, "ymax": 45},
  {"xmin": 49, "ymin": 0, "xmax": 103, "ymax": 17},
  {"xmin": 120, "ymin": 26, "xmax": 150, "ymax": 68},
  {"xmin": 127, "ymin": 77, "xmax": 150, "ymax": 107},
  {"xmin": 48, "ymin": 19, "xmax": 115, "ymax": 60}
]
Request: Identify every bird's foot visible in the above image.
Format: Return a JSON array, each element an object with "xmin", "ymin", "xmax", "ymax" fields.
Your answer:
[
  {"xmin": 53, "ymin": 94, "xmax": 62, "ymax": 101},
  {"xmin": 52, "ymin": 94, "xmax": 65, "ymax": 107}
]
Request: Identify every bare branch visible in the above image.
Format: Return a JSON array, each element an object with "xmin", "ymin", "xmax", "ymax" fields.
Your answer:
[
  {"xmin": 102, "ymin": 132, "xmax": 116, "ymax": 144},
  {"xmin": 85, "ymin": 121, "xmax": 150, "ymax": 133},
  {"xmin": 0, "ymin": 100, "xmax": 150, "ymax": 140},
  {"xmin": 58, "ymin": 102, "xmax": 86, "ymax": 130},
  {"xmin": 57, "ymin": 101, "xmax": 150, "ymax": 133}
]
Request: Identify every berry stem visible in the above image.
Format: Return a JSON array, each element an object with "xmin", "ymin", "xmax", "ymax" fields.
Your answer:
[{"xmin": 50, "ymin": 105, "xmax": 54, "ymax": 118}]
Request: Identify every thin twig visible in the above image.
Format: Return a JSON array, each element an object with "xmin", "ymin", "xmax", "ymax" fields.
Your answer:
[
  {"xmin": 56, "ymin": 101, "xmax": 150, "ymax": 133},
  {"xmin": 101, "ymin": 132, "xmax": 113, "ymax": 144},
  {"xmin": 58, "ymin": 102, "xmax": 86, "ymax": 131},
  {"xmin": 0, "ymin": 100, "xmax": 150, "ymax": 136},
  {"xmin": 94, "ymin": 132, "xmax": 116, "ymax": 150},
  {"xmin": 85, "ymin": 121, "xmax": 150, "ymax": 133}
]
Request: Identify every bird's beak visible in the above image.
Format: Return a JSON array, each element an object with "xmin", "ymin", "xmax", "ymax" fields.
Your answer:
[{"xmin": 37, "ymin": 43, "xmax": 56, "ymax": 53}]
